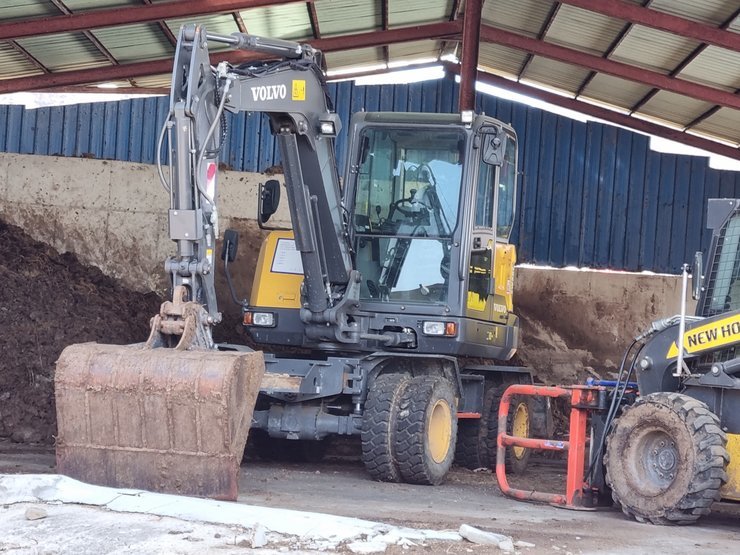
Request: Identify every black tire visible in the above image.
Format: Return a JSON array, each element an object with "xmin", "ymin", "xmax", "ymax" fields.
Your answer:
[
  {"xmin": 361, "ymin": 373, "xmax": 411, "ymax": 482},
  {"xmin": 489, "ymin": 385, "xmax": 532, "ymax": 475},
  {"xmin": 396, "ymin": 375, "xmax": 458, "ymax": 485},
  {"xmin": 455, "ymin": 386, "xmax": 497, "ymax": 469},
  {"xmin": 605, "ymin": 392, "xmax": 729, "ymax": 525}
]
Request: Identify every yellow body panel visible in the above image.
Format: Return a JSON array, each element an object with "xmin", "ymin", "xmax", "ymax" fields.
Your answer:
[
  {"xmin": 666, "ymin": 312, "xmax": 740, "ymax": 358},
  {"xmin": 250, "ymin": 230, "xmax": 302, "ymax": 309},
  {"xmin": 466, "ymin": 241, "xmax": 516, "ymax": 323},
  {"xmin": 494, "ymin": 242, "xmax": 516, "ymax": 312},
  {"xmin": 721, "ymin": 433, "xmax": 740, "ymax": 501}
]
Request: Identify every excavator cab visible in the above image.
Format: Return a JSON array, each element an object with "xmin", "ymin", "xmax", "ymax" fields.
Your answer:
[{"xmin": 247, "ymin": 112, "xmax": 519, "ymax": 360}]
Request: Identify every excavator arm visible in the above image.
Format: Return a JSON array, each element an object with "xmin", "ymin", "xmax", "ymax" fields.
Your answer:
[{"xmin": 161, "ymin": 24, "xmax": 361, "ymax": 345}]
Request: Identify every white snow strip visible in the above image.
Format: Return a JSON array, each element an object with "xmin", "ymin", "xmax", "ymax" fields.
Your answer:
[{"xmin": 0, "ymin": 474, "xmax": 460, "ymax": 547}]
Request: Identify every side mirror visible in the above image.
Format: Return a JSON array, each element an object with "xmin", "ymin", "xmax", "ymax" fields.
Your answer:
[
  {"xmin": 482, "ymin": 128, "xmax": 507, "ymax": 166},
  {"xmin": 692, "ymin": 251, "xmax": 703, "ymax": 300},
  {"xmin": 221, "ymin": 229, "xmax": 239, "ymax": 262},
  {"xmin": 259, "ymin": 179, "xmax": 281, "ymax": 224}
]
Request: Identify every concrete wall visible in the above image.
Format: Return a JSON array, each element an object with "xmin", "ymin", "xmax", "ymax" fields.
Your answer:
[
  {"xmin": 0, "ymin": 153, "xmax": 694, "ymax": 380},
  {"xmin": 0, "ymin": 153, "xmax": 291, "ymax": 296}
]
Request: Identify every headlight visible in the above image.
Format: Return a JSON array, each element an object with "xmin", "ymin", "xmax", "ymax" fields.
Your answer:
[
  {"xmin": 422, "ymin": 321, "xmax": 457, "ymax": 336},
  {"xmin": 243, "ymin": 311, "xmax": 276, "ymax": 327}
]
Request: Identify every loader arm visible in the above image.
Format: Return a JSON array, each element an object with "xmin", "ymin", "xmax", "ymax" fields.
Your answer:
[{"xmin": 164, "ymin": 24, "xmax": 361, "ymax": 345}]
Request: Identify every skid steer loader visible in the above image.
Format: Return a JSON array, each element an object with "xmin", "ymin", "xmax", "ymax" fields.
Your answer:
[
  {"xmin": 56, "ymin": 24, "xmax": 534, "ymax": 494},
  {"xmin": 510, "ymin": 199, "xmax": 740, "ymax": 522},
  {"xmin": 596, "ymin": 198, "xmax": 740, "ymax": 524}
]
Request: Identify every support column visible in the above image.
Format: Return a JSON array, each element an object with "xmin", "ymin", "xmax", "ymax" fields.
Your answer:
[{"xmin": 459, "ymin": 0, "xmax": 484, "ymax": 112}]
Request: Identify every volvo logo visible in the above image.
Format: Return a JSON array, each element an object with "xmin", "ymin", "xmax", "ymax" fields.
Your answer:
[{"xmin": 250, "ymin": 85, "xmax": 287, "ymax": 102}]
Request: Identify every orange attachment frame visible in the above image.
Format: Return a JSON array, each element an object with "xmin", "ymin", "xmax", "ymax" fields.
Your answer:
[{"xmin": 496, "ymin": 384, "xmax": 601, "ymax": 509}]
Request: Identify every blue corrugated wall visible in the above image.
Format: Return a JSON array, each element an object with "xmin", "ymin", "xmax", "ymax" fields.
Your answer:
[{"xmin": 1, "ymin": 75, "xmax": 738, "ymax": 274}]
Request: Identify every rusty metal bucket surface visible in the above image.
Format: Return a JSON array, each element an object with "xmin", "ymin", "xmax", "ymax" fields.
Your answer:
[{"xmin": 55, "ymin": 343, "xmax": 264, "ymax": 501}]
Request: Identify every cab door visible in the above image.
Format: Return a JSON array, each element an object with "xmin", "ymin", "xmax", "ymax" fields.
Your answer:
[{"xmin": 465, "ymin": 132, "xmax": 517, "ymax": 325}]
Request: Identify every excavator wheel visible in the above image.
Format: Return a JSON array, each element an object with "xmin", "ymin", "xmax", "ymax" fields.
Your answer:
[
  {"xmin": 395, "ymin": 375, "xmax": 458, "ymax": 485},
  {"xmin": 455, "ymin": 385, "xmax": 497, "ymax": 469},
  {"xmin": 455, "ymin": 383, "xmax": 531, "ymax": 473},
  {"xmin": 494, "ymin": 385, "xmax": 533, "ymax": 475},
  {"xmin": 605, "ymin": 392, "xmax": 729, "ymax": 525},
  {"xmin": 361, "ymin": 373, "xmax": 411, "ymax": 482}
]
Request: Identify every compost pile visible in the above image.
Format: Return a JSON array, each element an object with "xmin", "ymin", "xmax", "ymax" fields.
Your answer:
[{"xmin": 0, "ymin": 219, "xmax": 162, "ymax": 444}]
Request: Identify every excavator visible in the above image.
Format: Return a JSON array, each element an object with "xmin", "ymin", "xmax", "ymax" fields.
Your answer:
[{"xmin": 54, "ymin": 24, "xmax": 533, "ymax": 498}]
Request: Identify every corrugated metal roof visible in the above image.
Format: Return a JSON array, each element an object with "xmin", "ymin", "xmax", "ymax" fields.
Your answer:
[
  {"xmin": 387, "ymin": 40, "xmax": 441, "ymax": 65},
  {"xmin": 325, "ymin": 47, "xmax": 384, "ymax": 72},
  {"xmin": 692, "ymin": 107, "xmax": 740, "ymax": 144},
  {"xmin": 481, "ymin": 0, "xmax": 553, "ymax": 37},
  {"xmin": 92, "ymin": 23, "xmax": 172, "ymax": 63},
  {"xmin": 677, "ymin": 45, "xmax": 740, "ymax": 89},
  {"xmin": 0, "ymin": 0, "xmax": 56, "ymax": 22},
  {"xmin": 520, "ymin": 56, "xmax": 592, "ymax": 93},
  {"xmin": 479, "ymin": 43, "xmax": 529, "ymax": 80},
  {"xmin": 0, "ymin": 0, "xmax": 738, "ymax": 151},
  {"xmin": 0, "ymin": 42, "xmax": 43, "ymax": 79},
  {"xmin": 651, "ymin": 0, "xmax": 738, "ymax": 26},
  {"xmin": 544, "ymin": 5, "xmax": 626, "ymax": 55},
  {"xmin": 580, "ymin": 73, "xmax": 654, "ymax": 109},
  {"xmin": 314, "ymin": 0, "xmax": 380, "ymax": 37},
  {"xmin": 16, "ymin": 32, "xmax": 110, "ymax": 72},
  {"xmin": 637, "ymin": 90, "xmax": 715, "ymax": 127},
  {"xmin": 610, "ymin": 25, "xmax": 700, "ymax": 74},
  {"xmin": 239, "ymin": 4, "xmax": 312, "ymax": 40},
  {"xmin": 389, "ymin": 0, "xmax": 450, "ymax": 27}
]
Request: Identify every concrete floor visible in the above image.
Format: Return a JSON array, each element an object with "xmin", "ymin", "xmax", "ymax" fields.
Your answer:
[{"xmin": 2, "ymin": 442, "xmax": 739, "ymax": 555}]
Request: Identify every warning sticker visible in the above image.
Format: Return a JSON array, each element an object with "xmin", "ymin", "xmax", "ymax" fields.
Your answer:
[
  {"xmin": 666, "ymin": 312, "xmax": 740, "ymax": 358},
  {"xmin": 292, "ymin": 79, "xmax": 306, "ymax": 101}
]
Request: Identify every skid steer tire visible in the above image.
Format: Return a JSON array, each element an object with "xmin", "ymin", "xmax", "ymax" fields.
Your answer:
[
  {"xmin": 605, "ymin": 392, "xmax": 729, "ymax": 525},
  {"xmin": 396, "ymin": 375, "xmax": 458, "ymax": 485},
  {"xmin": 361, "ymin": 373, "xmax": 411, "ymax": 482}
]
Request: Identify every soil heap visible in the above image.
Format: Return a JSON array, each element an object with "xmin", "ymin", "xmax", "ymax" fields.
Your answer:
[{"xmin": 0, "ymin": 220, "xmax": 162, "ymax": 444}]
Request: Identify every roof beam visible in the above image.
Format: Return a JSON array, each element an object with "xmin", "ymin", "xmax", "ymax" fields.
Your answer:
[
  {"xmin": 306, "ymin": 2, "xmax": 321, "ymax": 39},
  {"xmin": 381, "ymin": 0, "xmax": 389, "ymax": 66},
  {"xmin": 0, "ymin": 20, "xmax": 462, "ymax": 94},
  {"xmin": 0, "ymin": 0, "xmax": 307, "ymax": 41},
  {"xmin": 557, "ymin": 0, "xmax": 740, "ymax": 52},
  {"xmin": 480, "ymin": 24, "xmax": 740, "ymax": 110},
  {"xmin": 445, "ymin": 63, "xmax": 739, "ymax": 160}
]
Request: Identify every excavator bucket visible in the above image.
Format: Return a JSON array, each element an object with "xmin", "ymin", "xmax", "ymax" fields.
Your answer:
[{"xmin": 55, "ymin": 342, "xmax": 264, "ymax": 501}]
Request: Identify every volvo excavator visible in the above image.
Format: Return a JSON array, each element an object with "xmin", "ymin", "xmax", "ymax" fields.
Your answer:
[{"xmin": 54, "ymin": 24, "xmax": 532, "ymax": 497}]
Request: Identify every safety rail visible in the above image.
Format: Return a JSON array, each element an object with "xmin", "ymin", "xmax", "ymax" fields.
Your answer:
[{"xmin": 496, "ymin": 384, "xmax": 604, "ymax": 509}]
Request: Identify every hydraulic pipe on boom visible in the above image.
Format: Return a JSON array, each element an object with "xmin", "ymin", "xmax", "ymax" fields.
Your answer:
[{"xmin": 162, "ymin": 24, "xmax": 364, "ymax": 345}]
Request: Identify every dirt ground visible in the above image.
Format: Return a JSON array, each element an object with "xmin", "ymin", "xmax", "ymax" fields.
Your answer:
[{"xmin": 1, "ymin": 441, "xmax": 739, "ymax": 555}]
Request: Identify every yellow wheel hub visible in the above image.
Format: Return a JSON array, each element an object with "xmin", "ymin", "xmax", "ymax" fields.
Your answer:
[
  {"xmin": 428, "ymin": 399, "xmax": 452, "ymax": 463},
  {"xmin": 512, "ymin": 401, "xmax": 529, "ymax": 459}
]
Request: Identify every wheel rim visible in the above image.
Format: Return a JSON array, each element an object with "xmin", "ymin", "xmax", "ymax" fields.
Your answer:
[
  {"xmin": 428, "ymin": 399, "xmax": 452, "ymax": 463},
  {"xmin": 636, "ymin": 429, "xmax": 679, "ymax": 493},
  {"xmin": 512, "ymin": 401, "xmax": 529, "ymax": 460}
]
